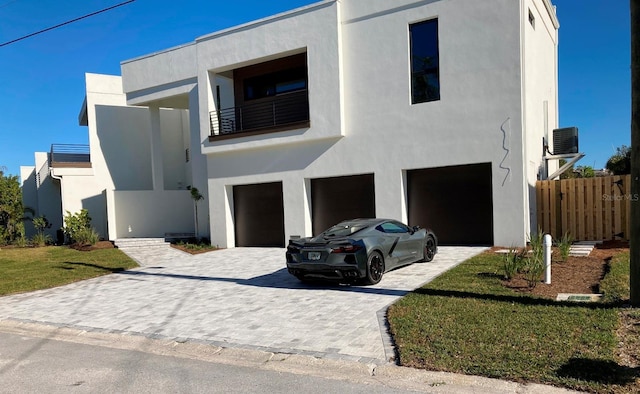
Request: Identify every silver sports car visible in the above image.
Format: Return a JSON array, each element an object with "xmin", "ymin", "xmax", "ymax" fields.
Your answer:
[{"xmin": 286, "ymin": 218, "xmax": 437, "ymax": 285}]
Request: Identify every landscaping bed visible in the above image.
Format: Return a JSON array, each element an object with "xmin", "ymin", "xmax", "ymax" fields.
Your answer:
[
  {"xmin": 503, "ymin": 240, "xmax": 629, "ymax": 299},
  {"xmin": 387, "ymin": 243, "xmax": 637, "ymax": 393}
]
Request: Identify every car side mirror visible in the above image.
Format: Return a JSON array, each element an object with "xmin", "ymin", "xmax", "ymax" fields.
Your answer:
[{"xmin": 412, "ymin": 225, "xmax": 421, "ymax": 232}]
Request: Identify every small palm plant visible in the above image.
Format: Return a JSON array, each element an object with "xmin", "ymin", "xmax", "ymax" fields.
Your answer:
[
  {"xmin": 555, "ymin": 231, "xmax": 573, "ymax": 262},
  {"xmin": 188, "ymin": 186, "xmax": 204, "ymax": 241},
  {"xmin": 32, "ymin": 215, "xmax": 52, "ymax": 247}
]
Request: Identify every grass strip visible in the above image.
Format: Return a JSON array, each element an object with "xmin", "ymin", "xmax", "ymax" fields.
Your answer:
[
  {"xmin": 600, "ymin": 252, "xmax": 630, "ymax": 304},
  {"xmin": 0, "ymin": 246, "xmax": 138, "ymax": 296},
  {"xmin": 388, "ymin": 252, "xmax": 635, "ymax": 393}
]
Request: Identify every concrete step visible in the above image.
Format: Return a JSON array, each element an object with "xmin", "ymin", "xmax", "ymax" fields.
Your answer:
[
  {"xmin": 567, "ymin": 241, "xmax": 601, "ymax": 257},
  {"xmin": 114, "ymin": 238, "xmax": 170, "ymax": 249}
]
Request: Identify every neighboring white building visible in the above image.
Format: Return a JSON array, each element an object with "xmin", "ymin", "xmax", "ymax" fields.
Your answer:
[
  {"xmin": 23, "ymin": 0, "xmax": 560, "ymax": 247},
  {"xmin": 21, "ymin": 73, "xmax": 202, "ymax": 241}
]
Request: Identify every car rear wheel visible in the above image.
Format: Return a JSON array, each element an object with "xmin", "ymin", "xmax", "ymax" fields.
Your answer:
[
  {"xmin": 423, "ymin": 236, "xmax": 436, "ymax": 262},
  {"xmin": 364, "ymin": 251, "xmax": 384, "ymax": 285}
]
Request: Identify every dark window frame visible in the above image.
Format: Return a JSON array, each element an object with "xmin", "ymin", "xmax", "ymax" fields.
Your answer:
[{"xmin": 409, "ymin": 18, "xmax": 440, "ymax": 104}]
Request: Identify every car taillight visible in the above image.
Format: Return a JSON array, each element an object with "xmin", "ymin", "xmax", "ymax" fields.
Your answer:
[{"xmin": 331, "ymin": 245, "xmax": 362, "ymax": 253}]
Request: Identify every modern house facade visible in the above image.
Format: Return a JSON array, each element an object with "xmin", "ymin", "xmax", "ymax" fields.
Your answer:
[{"xmin": 22, "ymin": 0, "xmax": 560, "ymax": 247}]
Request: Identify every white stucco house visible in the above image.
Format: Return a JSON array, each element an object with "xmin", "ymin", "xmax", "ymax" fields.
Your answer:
[{"xmin": 22, "ymin": 0, "xmax": 560, "ymax": 247}]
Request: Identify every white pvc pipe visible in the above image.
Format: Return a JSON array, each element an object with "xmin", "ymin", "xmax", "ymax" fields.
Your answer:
[{"xmin": 543, "ymin": 234, "xmax": 552, "ymax": 284}]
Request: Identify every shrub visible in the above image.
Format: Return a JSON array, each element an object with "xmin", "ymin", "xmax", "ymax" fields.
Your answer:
[
  {"xmin": 528, "ymin": 228, "xmax": 544, "ymax": 260},
  {"xmin": 13, "ymin": 235, "xmax": 28, "ymax": 248},
  {"xmin": 74, "ymin": 227, "xmax": 100, "ymax": 246},
  {"xmin": 554, "ymin": 231, "xmax": 573, "ymax": 262},
  {"xmin": 522, "ymin": 252, "xmax": 545, "ymax": 288},
  {"xmin": 31, "ymin": 215, "xmax": 52, "ymax": 247},
  {"xmin": 31, "ymin": 232, "xmax": 52, "ymax": 247},
  {"xmin": 63, "ymin": 209, "xmax": 98, "ymax": 245},
  {"xmin": 501, "ymin": 247, "xmax": 526, "ymax": 280}
]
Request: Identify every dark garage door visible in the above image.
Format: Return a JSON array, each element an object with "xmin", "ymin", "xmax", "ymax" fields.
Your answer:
[
  {"xmin": 311, "ymin": 174, "xmax": 375, "ymax": 235},
  {"xmin": 408, "ymin": 163, "xmax": 493, "ymax": 245},
  {"xmin": 233, "ymin": 182, "xmax": 285, "ymax": 247}
]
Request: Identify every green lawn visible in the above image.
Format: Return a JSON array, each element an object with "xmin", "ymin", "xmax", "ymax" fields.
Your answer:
[
  {"xmin": 0, "ymin": 246, "xmax": 138, "ymax": 296},
  {"xmin": 388, "ymin": 252, "xmax": 637, "ymax": 394}
]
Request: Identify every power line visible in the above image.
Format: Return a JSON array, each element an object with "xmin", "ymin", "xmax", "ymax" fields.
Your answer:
[
  {"xmin": 0, "ymin": 0, "xmax": 20, "ymax": 10},
  {"xmin": 0, "ymin": 0, "xmax": 135, "ymax": 47}
]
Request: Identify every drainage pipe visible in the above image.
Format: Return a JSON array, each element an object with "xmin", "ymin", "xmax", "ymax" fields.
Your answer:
[{"xmin": 544, "ymin": 234, "xmax": 552, "ymax": 284}]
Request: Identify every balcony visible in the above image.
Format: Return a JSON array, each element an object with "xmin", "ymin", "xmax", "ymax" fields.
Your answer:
[
  {"xmin": 209, "ymin": 90, "xmax": 309, "ymax": 141},
  {"xmin": 50, "ymin": 144, "xmax": 91, "ymax": 168}
]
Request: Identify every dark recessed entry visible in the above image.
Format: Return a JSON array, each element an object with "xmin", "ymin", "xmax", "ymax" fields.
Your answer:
[
  {"xmin": 311, "ymin": 174, "xmax": 375, "ymax": 235},
  {"xmin": 233, "ymin": 182, "xmax": 285, "ymax": 247},
  {"xmin": 407, "ymin": 163, "xmax": 493, "ymax": 245}
]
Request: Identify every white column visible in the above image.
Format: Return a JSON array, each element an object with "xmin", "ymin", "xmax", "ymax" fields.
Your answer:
[{"xmin": 149, "ymin": 106, "xmax": 164, "ymax": 191}]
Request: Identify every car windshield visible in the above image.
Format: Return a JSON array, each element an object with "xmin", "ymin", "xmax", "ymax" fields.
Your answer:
[{"xmin": 322, "ymin": 223, "xmax": 368, "ymax": 238}]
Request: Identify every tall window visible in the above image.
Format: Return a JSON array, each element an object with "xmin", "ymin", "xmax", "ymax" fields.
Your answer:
[{"xmin": 410, "ymin": 19, "xmax": 440, "ymax": 104}]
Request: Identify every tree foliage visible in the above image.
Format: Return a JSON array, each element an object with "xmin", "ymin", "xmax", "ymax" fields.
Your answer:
[
  {"xmin": 606, "ymin": 145, "xmax": 631, "ymax": 175},
  {"xmin": 0, "ymin": 169, "xmax": 26, "ymax": 245}
]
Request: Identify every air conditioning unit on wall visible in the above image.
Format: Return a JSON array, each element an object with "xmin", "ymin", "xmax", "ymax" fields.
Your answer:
[{"xmin": 553, "ymin": 127, "xmax": 579, "ymax": 154}]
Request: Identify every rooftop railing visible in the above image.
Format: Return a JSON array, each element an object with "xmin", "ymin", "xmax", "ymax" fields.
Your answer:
[{"xmin": 50, "ymin": 144, "xmax": 91, "ymax": 168}]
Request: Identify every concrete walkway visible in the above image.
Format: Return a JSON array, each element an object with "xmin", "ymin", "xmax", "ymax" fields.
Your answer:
[{"xmin": 0, "ymin": 246, "xmax": 485, "ymax": 363}]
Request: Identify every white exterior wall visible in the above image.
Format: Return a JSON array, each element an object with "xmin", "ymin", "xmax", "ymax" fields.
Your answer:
[
  {"xmin": 107, "ymin": 190, "xmax": 193, "ymax": 238},
  {"xmin": 51, "ymin": 167, "xmax": 107, "ymax": 237},
  {"xmin": 20, "ymin": 165, "xmax": 38, "ymax": 237},
  {"xmin": 116, "ymin": 0, "xmax": 559, "ymax": 248},
  {"xmin": 522, "ymin": 0, "xmax": 559, "ymax": 234},
  {"xmin": 198, "ymin": 1, "xmax": 344, "ymax": 154},
  {"xmin": 84, "ymin": 74, "xmax": 199, "ymax": 240}
]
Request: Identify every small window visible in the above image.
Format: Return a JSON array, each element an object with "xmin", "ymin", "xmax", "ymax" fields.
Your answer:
[
  {"xmin": 528, "ymin": 9, "xmax": 535, "ymax": 29},
  {"xmin": 376, "ymin": 222, "xmax": 410, "ymax": 234},
  {"xmin": 185, "ymin": 148, "xmax": 190, "ymax": 163},
  {"xmin": 410, "ymin": 18, "xmax": 440, "ymax": 104}
]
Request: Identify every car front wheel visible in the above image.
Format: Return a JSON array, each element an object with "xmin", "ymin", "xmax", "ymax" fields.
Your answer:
[
  {"xmin": 423, "ymin": 236, "xmax": 436, "ymax": 262},
  {"xmin": 364, "ymin": 251, "xmax": 384, "ymax": 285}
]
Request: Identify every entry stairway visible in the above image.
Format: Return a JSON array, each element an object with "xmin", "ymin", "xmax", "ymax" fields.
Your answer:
[{"xmin": 114, "ymin": 238, "xmax": 170, "ymax": 250}]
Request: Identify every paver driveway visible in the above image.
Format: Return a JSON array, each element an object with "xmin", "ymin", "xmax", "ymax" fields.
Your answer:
[{"xmin": 0, "ymin": 246, "xmax": 486, "ymax": 362}]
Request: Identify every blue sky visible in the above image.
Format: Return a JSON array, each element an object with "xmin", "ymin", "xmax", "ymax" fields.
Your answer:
[{"xmin": 0, "ymin": 0, "xmax": 631, "ymax": 178}]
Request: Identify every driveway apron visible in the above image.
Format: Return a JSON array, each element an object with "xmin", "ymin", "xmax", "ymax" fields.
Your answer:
[{"xmin": 0, "ymin": 246, "xmax": 486, "ymax": 362}]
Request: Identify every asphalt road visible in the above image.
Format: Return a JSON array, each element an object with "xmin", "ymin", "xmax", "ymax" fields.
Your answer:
[
  {"xmin": 0, "ymin": 331, "xmax": 415, "ymax": 394},
  {"xmin": 0, "ymin": 323, "xmax": 581, "ymax": 394}
]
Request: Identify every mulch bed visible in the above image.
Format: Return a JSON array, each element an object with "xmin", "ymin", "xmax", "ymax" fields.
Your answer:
[
  {"xmin": 170, "ymin": 243, "xmax": 221, "ymax": 255},
  {"xmin": 498, "ymin": 240, "xmax": 629, "ymax": 300}
]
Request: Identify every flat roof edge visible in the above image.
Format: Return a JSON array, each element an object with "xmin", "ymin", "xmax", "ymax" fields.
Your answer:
[
  {"xmin": 121, "ymin": 42, "xmax": 196, "ymax": 65},
  {"xmin": 196, "ymin": 0, "xmax": 335, "ymax": 43},
  {"xmin": 542, "ymin": 0, "xmax": 560, "ymax": 29}
]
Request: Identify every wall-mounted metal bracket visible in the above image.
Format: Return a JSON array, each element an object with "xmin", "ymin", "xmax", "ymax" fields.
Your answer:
[{"xmin": 543, "ymin": 153, "xmax": 586, "ymax": 180}]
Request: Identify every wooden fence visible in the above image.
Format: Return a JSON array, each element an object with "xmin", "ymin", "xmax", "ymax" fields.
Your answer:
[{"xmin": 536, "ymin": 175, "xmax": 632, "ymax": 241}]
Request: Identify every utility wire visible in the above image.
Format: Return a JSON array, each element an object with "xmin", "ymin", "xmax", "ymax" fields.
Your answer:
[
  {"xmin": 0, "ymin": 0, "xmax": 20, "ymax": 10},
  {"xmin": 0, "ymin": 0, "xmax": 135, "ymax": 47}
]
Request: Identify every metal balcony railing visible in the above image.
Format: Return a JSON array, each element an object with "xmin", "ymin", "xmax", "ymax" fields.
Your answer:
[
  {"xmin": 209, "ymin": 90, "xmax": 309, "ymax": 137},
  {"xmin": 49, "ymin": 144, "xmax": 91, "ymax": 167}
]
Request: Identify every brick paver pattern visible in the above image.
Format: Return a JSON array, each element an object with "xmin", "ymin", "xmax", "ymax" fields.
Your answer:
[{"xmin": 0, "ymin": 246, "xmax": 485, "ymax": 362}]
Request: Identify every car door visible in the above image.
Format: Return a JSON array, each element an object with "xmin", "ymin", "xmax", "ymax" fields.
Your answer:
[{"xmin": 377, "ymin": 221, "xmax": 422, "ymax": 266}]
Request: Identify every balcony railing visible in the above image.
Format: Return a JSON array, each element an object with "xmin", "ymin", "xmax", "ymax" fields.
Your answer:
[
  {"xmin": 50, "ymin": 144, "xmax": 91, "ymax": 168},
  {"xmin": 209, "ymin": 90, "xmax": 309, "ymax": 138}
]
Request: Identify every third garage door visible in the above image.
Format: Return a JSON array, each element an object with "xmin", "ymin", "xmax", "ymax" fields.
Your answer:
[{"xmin": 407, "ymin": 163, "xmax": 493, "ymax": 245}]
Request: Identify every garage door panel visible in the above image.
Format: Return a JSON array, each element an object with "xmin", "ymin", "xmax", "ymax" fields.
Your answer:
[
  {"xmin": 408, "ymin": 163, "xmax": 493, "ymax": 245},
  {"xmin": 311, "ymin": 174, "xmax": 375, "ymax": 235},
  {"xmin": 233, "ymin": 182, "xmax": 285, "ymax": 247}
]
